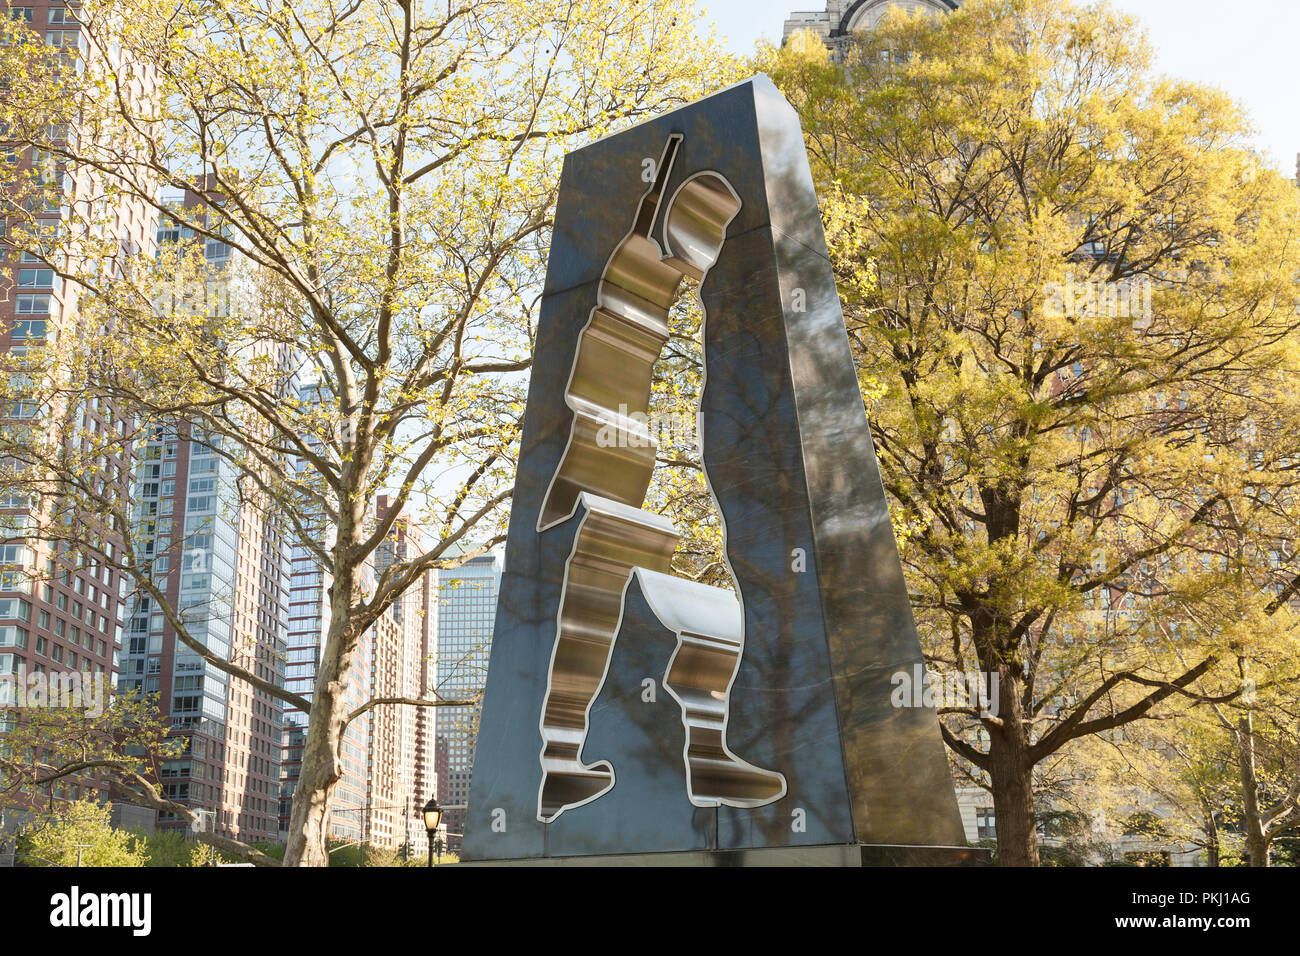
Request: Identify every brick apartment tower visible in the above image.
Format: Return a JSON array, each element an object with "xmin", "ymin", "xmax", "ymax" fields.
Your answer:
[
  {"xmin": 374, "ymin": 495, "xmax": 438, "ymax": 856},
  {"xmin": 0, "ymin": 0, "xmax": 155, "ymax": 820}
]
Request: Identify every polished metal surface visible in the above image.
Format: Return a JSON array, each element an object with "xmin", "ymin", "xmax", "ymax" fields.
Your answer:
[
  {"xmin": 537, "ymin": 136, "xmax": 738, "ymax": 533},
  {"xmin": 639, "ymin": 569, "xmax": 786, "ymax": 808},
  {"xmin": 534, "ymin": 137, "xmax": 778, "ymax": 823},
  {"xmin": 537, "ymin": 495, "xmax": 679, "ymax": 820},
  {"xmin": 463, "ymin": 76, "xmax": 969, "ymax": 862}
]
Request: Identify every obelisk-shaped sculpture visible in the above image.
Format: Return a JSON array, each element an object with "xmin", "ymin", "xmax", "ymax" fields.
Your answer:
[{"xmin": 461, "ymin": 75, "xmax": 972, "ymax": 863}]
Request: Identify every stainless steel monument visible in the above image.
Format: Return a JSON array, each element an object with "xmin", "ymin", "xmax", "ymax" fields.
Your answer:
[{"xmin": 461, "ymin": 76, "xmax": 976, "ymax": 864}]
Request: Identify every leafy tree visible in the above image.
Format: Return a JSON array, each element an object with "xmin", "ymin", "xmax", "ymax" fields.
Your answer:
[
  {"xmin": 1080, "ymin": 715, "xmax": 1242, "ymax": 866},
  {"xmin": 0, "ymin": 691, "xmax": 283, "ymax": 863},
  {"xmin": 763, "ymin": 0, "xmax": 1300, "ymax": 864},
  {"xmin": 0, "ymin": 0, "xmax": 732, "ymax": 865},
  {"xmin": 1210, "ymin": 660, "xmax": 1300, "ymax": 866},
  {"xmin": 1036, "ymin": 809, "xmax": 1109, "ymax": 867},
  {"xmin": 0, "ymin": 687, "xmax": 179, "ymax": 810},
  {"xmin": 134, "ymin": 827, "xmax": 196, "ymax": 867},
  {"xmin": 646, "ymin": 293, "xmax": 731, "ymax": 586},
  {"xmin": 18, "ymin": 799, "xmax": 147, "ymax": 867},
  {"xmin": 325, "ymin": 838, "xmax": 411, "ymax": 867}
]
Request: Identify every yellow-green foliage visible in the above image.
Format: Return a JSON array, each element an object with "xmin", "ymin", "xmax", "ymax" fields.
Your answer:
[
  {"xmin": 762, "ymin": 0, "xmax": 1300, "ymax": 863},
  {"xmin": 20, "ymin": 801, "xmax": 147, "ymax": 867}
]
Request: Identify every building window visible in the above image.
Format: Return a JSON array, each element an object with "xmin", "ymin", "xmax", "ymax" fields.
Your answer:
[
  {"xmin": 15, "ymin": 295, "xmax": 50, "ymax": 315},
  {"xmin": 17, "ymin": 268, "xmax": 55, "ymax": 288},
  {"xmin": 0, "ymin": 597, "xmax": 31, "ymax": 621},
  {"xmin": 44, "ymin": 29, "xmax": 81, "ymax": 48},
  {"xmin": 976, "ymin": 807, "xmax": 997, "ymax": 840}
]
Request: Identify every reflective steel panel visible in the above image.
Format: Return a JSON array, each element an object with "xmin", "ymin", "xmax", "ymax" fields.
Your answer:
[{"xmin": 462, "ymin": 76, "xmax": 967, "ymax": 861}]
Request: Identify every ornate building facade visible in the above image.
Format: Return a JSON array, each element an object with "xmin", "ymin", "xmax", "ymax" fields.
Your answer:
[{"xmin": 783, "ymin": 0, "xmax": 961, "ymax": 56}]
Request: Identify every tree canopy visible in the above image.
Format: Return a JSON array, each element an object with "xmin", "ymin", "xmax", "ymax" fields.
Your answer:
[
  {"xmin": 763, "ymin": 0, "xmax": 1300, "ymax": 865},
  {"xmin": 0, "ymin": 0, "xmax": 735, "ymax": 865}
]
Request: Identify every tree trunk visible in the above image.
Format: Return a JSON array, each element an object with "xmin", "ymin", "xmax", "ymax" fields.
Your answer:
[
  {"xmin": 969, "ymin": 490, "xmax": 1040, "ymax": 867},
  {"xmin": 1236, "ymin": 715, "xmax": 1271, "ymax": 867},
  {"xmin": 282, "ymin": 721, "xmax": 341, "ymax": 866},
  {"xmin": 986, "ymin": 661, "xmax": 1039, "ymax": 866},
  {"xmin": 283, "ymin": 569, "xmax": 359, "ymax": 866},
  {"xmin": 988, "ymin": 734, "xmax": 1038, "ymax": 865},
  {"xmin": 1199, "ymin": 797, "xmax": 1221, "ymax": 867}
]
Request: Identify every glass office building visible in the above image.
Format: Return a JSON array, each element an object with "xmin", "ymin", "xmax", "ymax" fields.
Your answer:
[{"xmin": 433, "ymin": 553, "xmax": 500, "ymax": 852}]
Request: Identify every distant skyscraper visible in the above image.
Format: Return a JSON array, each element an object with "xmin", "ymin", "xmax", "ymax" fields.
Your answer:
[
  {"xmin": 277, "ymin": 483, "xmax": 433, "ymax": 853},
  {"xmin": 374, "ymin": 496, "xmax": 437, "ymax": 856},
  {"xmin": 432, "ymin": 552, "xmax": 500, "ymax": 852},
  {"xmin": 278, "ymin": 383, "xmax": 324, "ymax": 837},
  {"xmin": 119, "ymin": 190, "xmax": 291, "ymax": 844},
  {"xmin": 279, "ymin": 504, "xmax": 386, "ymax": 848},
  {"xmin": 783, "ymin": 0, "xmax": 961, "ymax": 56}
]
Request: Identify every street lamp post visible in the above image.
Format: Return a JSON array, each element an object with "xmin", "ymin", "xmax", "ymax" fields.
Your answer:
[{"xmin": 421, "ymin": 797, "xmax": 443, "ymax": 868}]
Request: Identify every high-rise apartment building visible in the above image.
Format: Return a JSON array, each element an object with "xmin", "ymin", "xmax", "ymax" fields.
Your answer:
[
  {"xmin": 374, "ymin": 495, "xmax": 437, "ymax": 856},
  {"xmin": 0, "ymin": 0, "xmax": 154, "ymax": 816},
  {"xmin": 116, "ymin": 190, "xmax": 291, "ymax": 843},
  {"xmin": 358, "ymin": 600, "xmax": 411, "ymax": 851},
  {"xmin": 432, "ymin": 552, "xmax": 499, "ymax": 853}
]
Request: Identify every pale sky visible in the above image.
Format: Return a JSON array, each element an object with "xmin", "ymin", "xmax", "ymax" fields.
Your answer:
[{"xmin": 702, "ymin": 0, "xmax": 1299, "ymax": 175}]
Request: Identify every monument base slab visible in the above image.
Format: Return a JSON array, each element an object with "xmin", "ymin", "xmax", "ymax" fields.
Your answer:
[{"xmin": 456, "ymin": 844, "xmax": 989, "ymax": 867}]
